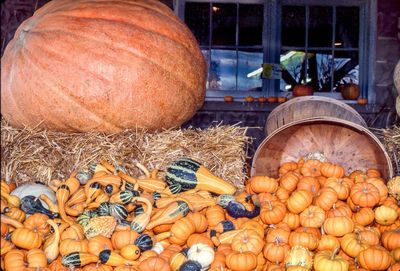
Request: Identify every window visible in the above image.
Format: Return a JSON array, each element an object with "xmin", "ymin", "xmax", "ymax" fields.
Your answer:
[
  {"xmin": 280, "ymin": 3, "xmax": 361, "ymax": 97},
  {"xmin": 178, "ymin": 0, "xmax": 266, "ymax": 99},
  {"xmin": 176, "ymin": 0, "xmax": 375, "ymax": 102}
]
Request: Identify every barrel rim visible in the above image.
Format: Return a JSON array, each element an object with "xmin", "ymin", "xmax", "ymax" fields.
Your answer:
[
  {"xmin": 265, "ymin": 96, "xmax": 367, "ymax": 135},
  {"xmin": 253, "ymin": 116, "xmax": 394, "ymax": 179}
]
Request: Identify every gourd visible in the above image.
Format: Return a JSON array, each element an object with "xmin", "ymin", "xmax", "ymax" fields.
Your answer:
[
  {"xmin": 313, "ymin": 248, "xmax": 348, "ymax": 271},
  {"xmin": 284, "ymin": 246, "xmax": 313, "ymax": 270},
  {"xmin": 130, "ymin": 197, "xmax": 153, "ymax": 233},
  {"xmin": 11, "ymin": 227, "xmax": 43, "ymax": 250},
  {"xmin": 59, "ymin": 239, "xmax": 89, "ymax": 256},
  {"xmin": 381, "ymin": 229, "xmax": 400, "ymax": 250},
  {"xmin": 67, "ymin": 188, "xmax": 87, "ymax": 206},
  {"xmin": 147, "ymin": 200, "xmax": 190, "ymax": 229},
  {"xmin": 374, "ymin": 205, "xmax": 398, "ymax": 225},
  {"xmin": 169, "ymin": 252, "xmax": 186, "ymax": 270},
  {"xmin": 179, "ymin": 260, "xmax": 202, "ymax": 271},
  {"xmin": 61, "ymin": 252, "xmax": 99, "ymax": 268},
  {"xmin": 187, "ymin": 243, "xmax": 215, "ymax": 268},
  {"xmin": 0, "ymin": 237, "xmax": 14, "ymax": 256},
  {"xmin": 56, "ymin": 185, "xmax": 74, "ymax": 225},
  {"xmin": 88, "ymin": 235, "xmax": 113, "ymax": 256},
  {"xmin": 134, "ymin": 233, "xmax": 154, "ymax": 252},
  {"xmin": 138, "ymin": 256, "xmax": 171, "ymax": 271},
  {"xmin": 11, "ymin": 183, "xmax": 56, "ymax": 207},
  {"xmin": 26, "ymin": 248, "xmax": 48, "ymax": 268},
  {"xmin": 83, "ymin": 216, "xmax": 117, "ymax": 239},
  {"xmin": 120, "ymin": 244, "xmax": 141, "ymax": 260},
  {"xmin": 263, "ymin": 237, "xmax": 290, "ymax": 263},
  {"xmin": 260, "ymin": 200, "xmax": 286, "ymax": 224},
  {"xmin": 231, "ymin": 229, "xmax": 264, "ymax": 255},
  {"xmin": 4, "ymin": 249, "xmax": 26, "ymax": 271},
  {"xmin": 350, "ymin": 182, "xmax": 380, "ymax": 208},
  {"xmin": 111, "ymin": 230, "xmax": 139, "ymax": 250},
  {"xmin": 99, "ymin": 250, "xmax": 138, "ymax": 266},
  {"xmin": 44, "ymin": 219, "xmax": 61, "ymax": 262},
  {"xmin": 226, "ymin": 195, "xmax": 261, "ymax": 219},
  {"xmin": 1, "ymin": 0, "xmax": 206, "ymax": 133},
  {"xmin": 357, "ymin": 246, "xmax": 393, "ymax": 271},
  {"xmin": 340, "ymin": 232, "xmax": 369, "ymax": 258},
  {"xmin": 165, "ymin": 158, "xmax": 236, "ymax": 195},
  {"xmin": 226, "ymin": 250, "xmax": 257, "ymax": 271}
]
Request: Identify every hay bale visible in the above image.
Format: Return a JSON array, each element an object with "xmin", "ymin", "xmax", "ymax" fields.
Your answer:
[
  {"xmin": 371, "ymin": 125, "xmax": 400, "ymax": 175},
  {"xmin": 1, "ymin": 119, "xmax": 251, "ymax": 189}
]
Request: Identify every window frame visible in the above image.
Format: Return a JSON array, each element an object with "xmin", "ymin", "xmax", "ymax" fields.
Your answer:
[{"xmin": 175, "ymin": 0, "xmax": 376, "ymax": 103}]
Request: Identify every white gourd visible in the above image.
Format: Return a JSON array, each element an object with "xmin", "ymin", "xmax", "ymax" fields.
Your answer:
[
  {"xmin": 11, "ymin": 183, "xmax": 56, "ymax": 207},
  {"xmin": 187, "ymin": 243, "xmax": 215, "ymax": 268}
]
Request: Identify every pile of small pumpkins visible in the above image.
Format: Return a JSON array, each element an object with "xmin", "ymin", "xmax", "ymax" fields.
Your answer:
[{"xmin": 0, "ymin": 157, "xmax": 399, "ymax": 271}]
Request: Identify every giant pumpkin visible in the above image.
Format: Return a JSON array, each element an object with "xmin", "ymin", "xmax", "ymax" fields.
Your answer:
[{"xmin": 1, "ymin": 0, "xmax": 206, "ymax": 132}]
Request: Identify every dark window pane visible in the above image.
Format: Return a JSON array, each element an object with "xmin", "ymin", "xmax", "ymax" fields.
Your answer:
[
  {"xmin": 309, "ymin": 6, "xmax": 333, "ymax": 47},
  {"xmin": 239, "ymin": 4, "xmax": 263, "ymax": 46},
  {"xmin": 336, "ymin": 7, "xmax": 359, "ymax": 48},
  {"xmin": 333, "ymin": 51, "xmax": 359, "ymax": 91},
  {"xmin": 185, "ymin": 2, "xmax": 210, "ymax": 46},
  {"xmin": 209, "ymin": 49, "xmax": 237, "ymax": 90},
  {"xmin": 237, "ymin": 49, "xmax": 263, "ymax": 90},
  {"xmin": 281, "ymin": 6, "xmax": 305, "ymax": 47},
  {"xmin": 306, "ymin": 50, "xmax": 334, "ymax": 92},
  {"xmin": 212, "ymin": 3, "xmax": 237, "ymax": 46},
  {"xmin": 280, "ymin": 50, "xmax": 307, "ymax": 90}
]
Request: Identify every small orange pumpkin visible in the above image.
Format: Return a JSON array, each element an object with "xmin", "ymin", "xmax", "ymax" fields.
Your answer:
[
  {"xmin": 138, "ymin": 256, "xmax": 170, "ymax": 271},
  {"xmin": 358, "ymin": 246, "xmax": 393, "ymax": 270},
  {"xmin": 260, "ymin": 201, "xmax": 287, "ymax": 225},
  {"xmin": 226, "ymin": 250, "xmax": 257, "ymax": 271},
  {"xmin": 323, "ymin": 216, "xmax": 354, "ymax": 237},
  {"xmin": 286, "ymin": 190, "xmax": 313, "ymax": 214},
  {"xmin": 350, "ymin": 182, "xmax": 380, "ymax": 208},
  {"xmin": 231, "ymin": 229, "xmax": 264, "ymax": 255}
]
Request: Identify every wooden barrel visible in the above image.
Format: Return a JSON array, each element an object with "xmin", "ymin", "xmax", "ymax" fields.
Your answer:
[
  {"xmin": 252, "ymin": 117, "xmax": 393, "ymax": 180},
  {"xmin": 265, "ymin": 96, "xmax": 367, "ymax": 135}
]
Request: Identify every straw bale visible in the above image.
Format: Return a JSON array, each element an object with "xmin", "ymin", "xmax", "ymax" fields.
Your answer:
[{"xmin": 1, "ymin": 119, "xmax": 251, "ymax": 189}]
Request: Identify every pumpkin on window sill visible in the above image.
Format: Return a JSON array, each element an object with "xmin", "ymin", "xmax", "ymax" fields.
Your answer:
[
  {"xmin": 245, "ymin": 96, "xmax": 255, "ymax": 103},
  {"xmin": 340, "ymin": 83, "xmax": 360, "ymax": 100},
  {"xmin": 224, "ymin": 96, "xmax": 234, "ymax": 103},
  {"xmin": 278, "ymin": 96, "xmax": 287, "ymax": 103},
  {"xmin": 267, "ymin": 96, "xmax": 278, "ymax": 103},
  {"xmin": 292, "ymin": 85, "xmax": 314, "ymax": 97},
  {"xmin": 357, "ymin": 98, "xmax": 368, "ymax": 105},
  {"xmin": 257, "ymin": 96, "xmax": 267, "ymax": 103}
]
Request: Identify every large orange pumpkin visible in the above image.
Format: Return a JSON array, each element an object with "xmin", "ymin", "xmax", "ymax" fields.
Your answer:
[{"xmin": 1, "ymin": 0, "xmax": 206, "ymax": 133}]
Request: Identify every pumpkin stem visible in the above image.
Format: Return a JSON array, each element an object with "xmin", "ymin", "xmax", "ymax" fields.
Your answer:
[
  {"xmin": 331, "ymin": 247, "xmax": 340, "ymax": 260},
  {"xmin": 267, "ymin": 200, "xmax": 273, "ymax": 211},
  {"xmin": 275, "ymin": 237, "xmax": 281, "ymax": 245}
]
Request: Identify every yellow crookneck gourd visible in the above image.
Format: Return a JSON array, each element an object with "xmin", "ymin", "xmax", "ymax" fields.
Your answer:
[
  {"xmin": 44, "ymin": 219, "xmax": 60, "ymax": 262},
  {"xmin": 146, "ymin": 200, "xmax": 191, "ymax": 230}
]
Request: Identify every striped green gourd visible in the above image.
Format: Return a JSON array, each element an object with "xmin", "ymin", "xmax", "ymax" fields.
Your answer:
[
  {"xmin": 110, "ymin": 190, "xmax": 133, "ymax": 205},
  {"xmin": 165, "ymin": 158, "xmax": 236, "ymax": 195},
  {"xmin": 109, "ymin": 203, "xmax": 128, "ymax": 220}
]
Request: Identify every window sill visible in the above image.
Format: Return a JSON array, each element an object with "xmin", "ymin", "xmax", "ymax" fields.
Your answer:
[{"xmin": 199, "ymin": 100, "xmax": 382, "ymax": 114}]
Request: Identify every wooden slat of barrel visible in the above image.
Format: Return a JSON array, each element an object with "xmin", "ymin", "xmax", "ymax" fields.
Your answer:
[
  {"xmin": 253, "ymin": 117, "xmax": 393, "ymax": 180},
  {"xmin": 265, "ymin": 96, "xmax": 367, "ymax": 135}
]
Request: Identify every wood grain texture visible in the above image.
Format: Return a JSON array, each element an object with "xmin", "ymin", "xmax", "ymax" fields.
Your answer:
[
  {"xmin": 252, "ymin": 118, "xmax": 393, "ymax": 180},
  {"xmin": 265, "ymin": 96, "xmax": 367, "ymax": 135}
]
